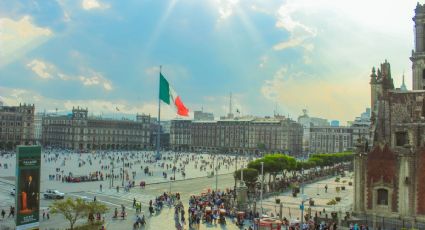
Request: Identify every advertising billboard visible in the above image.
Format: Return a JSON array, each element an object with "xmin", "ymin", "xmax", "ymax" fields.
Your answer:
[{"xmin": 15, "ymin": 146, "xmax": 41, "ymax": 230}]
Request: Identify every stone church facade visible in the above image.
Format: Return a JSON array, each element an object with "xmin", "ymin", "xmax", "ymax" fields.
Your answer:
[{"xmin": 353, "ymin": 3, "xmax": 425, "ymax": 223}]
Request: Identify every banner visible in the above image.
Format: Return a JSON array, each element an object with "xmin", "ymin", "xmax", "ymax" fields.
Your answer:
[{"xmin": 16, "ymin": 146, "xmax": 41, "ymax": 230}]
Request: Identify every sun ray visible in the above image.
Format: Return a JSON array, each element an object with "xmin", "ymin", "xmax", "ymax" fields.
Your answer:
[{"xmin": 142, "ymin": 0, "xmax": 179, "ymax": 62}]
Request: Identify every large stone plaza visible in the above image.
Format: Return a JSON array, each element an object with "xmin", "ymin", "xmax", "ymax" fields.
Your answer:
[{"xmin": 0, "ymin": 150, "xmax": 353, "ymax": 230}]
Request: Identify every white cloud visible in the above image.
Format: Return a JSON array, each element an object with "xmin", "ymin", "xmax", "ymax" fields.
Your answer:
[
  {"xmin": 26, "ymin": 59, "xmax": 55, "ymax": 79},
  {"xmin": 78, "ymin": 70, "xmax": 113, "ymax": 91},
  {"xmin": 215, "ymin": 0, "xmax": 239, "ymax": 22},
  {"xmin": 273, "ymin": 1, "xmax": 316, "ymax": 53},
  {"xmin": 25, "ymin": 59, "xmax": 113, "ymax": 91},
  {"xmin": 0, "ymin": 16, "xmax": 53, "ymax": 67},
  {"xmin": 81, "ymin": 0, "xmax": 110, "ymax": 10}
]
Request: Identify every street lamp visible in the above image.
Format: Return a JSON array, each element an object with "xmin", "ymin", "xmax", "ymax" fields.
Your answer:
[
  {"xmin": 260, "ymin": 161, "xmax": 264, "ymax": 217},
  {"xmin": 234, "ymin": 154, "xmax": 238, "ymax": 199},
  {"xmin": 300, "ymin": 166, "xmax": 305, "ymax": 228},
  {"xmin": 216, "ymin": 157, "xmax": 219, "ymax": 192},
  {"xmin": 122, "ymin": 157, "xmax": 125, "ymax": 187}
]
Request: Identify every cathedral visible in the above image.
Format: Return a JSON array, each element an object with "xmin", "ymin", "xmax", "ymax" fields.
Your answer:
[{"xmin": 353, "ymin": 3, "xmax": 425, "ymax": 224}]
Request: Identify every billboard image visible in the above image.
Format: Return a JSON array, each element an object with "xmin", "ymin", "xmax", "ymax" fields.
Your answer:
[{"xmin": 16, "ymin": 146, "xmax": 41, "ymax": 230}]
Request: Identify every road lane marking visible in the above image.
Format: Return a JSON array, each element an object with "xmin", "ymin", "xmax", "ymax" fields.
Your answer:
[{"xmin": 67, "ymin": 193, "xmax": 135, "ymax": 211}]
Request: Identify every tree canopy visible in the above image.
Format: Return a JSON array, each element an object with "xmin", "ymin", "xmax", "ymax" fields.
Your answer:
[{"xmin": 50, "ymin": 197, "xmax": 108, "ymax": 230}]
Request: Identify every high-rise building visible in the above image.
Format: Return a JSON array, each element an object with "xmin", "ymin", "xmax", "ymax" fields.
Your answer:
[
  {"xmin": 0, "ymin": 103, "xmax": 35, "ymax": 150},
  {"xmin": 297, "ymin": 109, "xmax": 329, "ymax": 154},
  {"xmin": 42, "ymin": 107, "xmax": 150, "ymax": 151},
  {"xmin": 350, "ymin": 108, "xmax": 371, "ymax": 145},
  {"xmin": 193, "ymin": 110, "xmax": 214, "ymax": 121}
]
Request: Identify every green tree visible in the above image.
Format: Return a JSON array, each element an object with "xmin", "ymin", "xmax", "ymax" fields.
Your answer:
[
  {"xmin": 234, "ymin": 168, "xmax": 259, "ymax": 191},
  {"xmin": 86, "ymin": 201, "xmax": 109, "ymax": 224},
  {"xmin": 50, "ymin": 198, "xmax": 108, "ymax": 230},
  {"xmin": 50, "ymin": 198, "xmax": 87, "ymax": 230}
]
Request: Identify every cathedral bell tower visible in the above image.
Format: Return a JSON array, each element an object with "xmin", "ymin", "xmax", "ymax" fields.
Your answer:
[{"xmin": 411, "ymin": 3, "xmax": 425, "ymax": 90}]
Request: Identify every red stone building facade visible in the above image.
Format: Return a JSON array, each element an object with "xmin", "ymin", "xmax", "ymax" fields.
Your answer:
[{"xmin": 353, "ymin": 3, "xmax": 425, "ymax": 224}]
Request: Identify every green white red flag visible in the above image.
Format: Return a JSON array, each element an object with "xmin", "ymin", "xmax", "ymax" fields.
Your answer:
[{"xmin": 159, "ymin": 73, "xmax": 189, "ymax": 116}]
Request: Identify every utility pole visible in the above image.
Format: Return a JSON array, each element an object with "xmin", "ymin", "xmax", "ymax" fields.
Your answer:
[
  {"xmin": 215, "ymin": 157, "xmax": 218, "ymax": 192},
  {"xmin": 234, "ymin": 155, "xmax": 238, "ymax": 198},
  {"xmin": 260, "ymin": 161, "xmax": 264, "ymax": 217},
  {"xmin": 300, "ymin": 166, "xmax": 305, "ymax": 228},
  {"xmin": 122, "ymin": 157, "xmax": 125, "ymax": 187}
]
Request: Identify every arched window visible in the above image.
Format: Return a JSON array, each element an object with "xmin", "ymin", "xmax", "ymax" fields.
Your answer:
[{"xmin": 377, "ymin": 189, "xmax": 389, "ymax": 205}]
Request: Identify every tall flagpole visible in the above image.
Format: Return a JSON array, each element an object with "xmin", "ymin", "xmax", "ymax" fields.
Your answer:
[{"xmin": 156, "ymin": 65, "xmax": 162, "ymax": 160}]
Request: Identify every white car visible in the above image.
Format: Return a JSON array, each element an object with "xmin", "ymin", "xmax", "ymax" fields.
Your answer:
[
  {"xmin": 44, "ymin": 189, "xmax": 65, "ymax": 199},
  {"xmin": 10, "ymin": 188, "xmax": 15, "ymax": 196}
]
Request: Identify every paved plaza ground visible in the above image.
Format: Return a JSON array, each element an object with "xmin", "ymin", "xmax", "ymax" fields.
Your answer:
[{"xmin": 0, "ymin": 151, "xmax": 353, "ymax": 230}]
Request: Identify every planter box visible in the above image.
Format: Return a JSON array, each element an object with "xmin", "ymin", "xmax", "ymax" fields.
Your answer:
[
  {"xmin": 275, "ymin": 199, "xmax": 281, "ymax": 204},
  {"xmin": 341, "ymin": 186, "xmax": 346, "ymax": 190},
  {"xmin": 348, "ymin": 182, "xmax": 353, "ymax": 186},
  {"xmin": 335, "ymin": 197, "xmax": 341, "ymax": 202}
]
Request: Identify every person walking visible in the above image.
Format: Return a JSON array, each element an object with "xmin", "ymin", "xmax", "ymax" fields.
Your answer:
[
  {"xmin": 325, "ymin": 184, "xmax": 328, "ymax": 193},
  {"xmin": 1, "ymin": 209, "xmax": 5, "ymax": 219},
  {"xmin": 100, "ymin": 184, "xmax": 103, "ymax": 192},
  {"xmin": 8, "ymin": 206, "xmax": 14, "ymax": 218},
  {"xmin": 133, "ymin": 198, "xmax": 136, "ymax": 208}
]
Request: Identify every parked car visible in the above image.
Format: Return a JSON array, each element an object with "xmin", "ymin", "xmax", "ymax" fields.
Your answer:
[
  {"xmin": 10, "ymin": 188, "xmax": 15, "ymax": 196},
  {"xmin": 44, "ymin": 189, "xmax": 65, "ymax": 199}
]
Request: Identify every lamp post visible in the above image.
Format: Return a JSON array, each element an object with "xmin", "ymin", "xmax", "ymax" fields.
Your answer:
[
  {"xmin": 260, "ymin": 161, "xmax": 264, "ymax": 217},
  {"xmin": 110, "ymin": 160, "xmax": 114, "ymax": 189},
  {"xmin": 234, "ymin": 154, "xmax": 238, "ymax": 198},
  {"xmin": 215, "ymin": 156, "xmax": 218, "ymax": 192},
  {"xmin": 122, "ymin": 157, "xmax": 125, "ymax": 187},
  {"xmin": 300, "ymin": 166, "xmax": 305, "ymax": 228}
]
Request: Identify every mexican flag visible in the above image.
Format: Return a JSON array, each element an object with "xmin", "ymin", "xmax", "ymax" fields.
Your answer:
[{"xmin": 159, "ymin": 73, "xmax": 189, "ymax": 116}]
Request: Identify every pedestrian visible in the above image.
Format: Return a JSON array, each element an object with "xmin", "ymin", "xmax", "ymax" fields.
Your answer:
[
  {"xmin": 94, "ymin": 196, "xmax": 97, "ymax": 202},
  {"xmin": 46, "ymin": 208, "xmax": 50, "ymax": 220},
  {"xmin": 43, "ymin": 209, "xmax": 46, "ymax": 220},
  {"xmin": 325, "ymin": 184, "xmax": 328, "ymax": 193},
  {"xmin": 100, "ymin": 184, "xmax": 102, "ymax": 192},
  {"xmin": 133, "ymin": 198, "xmax": 136, "ymax": 208},
  {"xmin": 116, "ymin": 185, "xmax": 119, "ymax": 193},
  {"xmin": 8, "ymin": 206, "xmax": 14, "ymax": 218},
  {"xmin": 1, "ymin": 209, "xmax": 5, "ymax": 219},
  {"xmin": 181, "ymin": 209, "xmax": 185, "ymax": 225}
]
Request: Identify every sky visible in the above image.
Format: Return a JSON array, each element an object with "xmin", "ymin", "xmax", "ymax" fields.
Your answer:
[{"xmin": 0, "ymin": 0, "xmax": 422, "ymax": 123}]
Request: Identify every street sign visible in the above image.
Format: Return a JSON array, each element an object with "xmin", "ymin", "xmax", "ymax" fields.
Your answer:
[{"xmin": 300, "ymin": 204, "xmax": 304, "ymax": 210}]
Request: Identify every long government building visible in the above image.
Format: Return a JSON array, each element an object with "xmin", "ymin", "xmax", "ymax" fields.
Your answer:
[
  {"xmin": 170, "ymin": 116, "xmax": 304, "ymax": 156},
  {"xmin": 42, "ymin": 107, "xmax": 151, "ymax": 150}
]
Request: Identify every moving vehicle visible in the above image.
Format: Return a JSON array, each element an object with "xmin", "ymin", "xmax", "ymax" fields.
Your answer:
[{"xmin": 44, "ymin": 189, "xmax": 65, "ymax": 199}]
